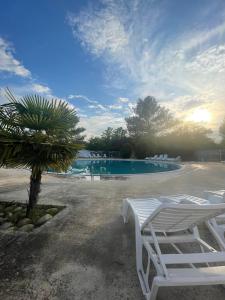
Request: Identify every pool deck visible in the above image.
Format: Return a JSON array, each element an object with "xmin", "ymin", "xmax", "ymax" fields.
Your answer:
[{"xmin": 1, "ymin": 162, "xmax": 225, "ymax": 299}]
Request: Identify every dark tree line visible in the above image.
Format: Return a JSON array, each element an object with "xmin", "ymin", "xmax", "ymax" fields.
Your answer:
[
  {"xmin": 88, "ymin": 127, "xmax": 132, "ymax": 158},
  {"xmin": 87, "ymin": 96, "xmax": 222, "ymax": 160}
]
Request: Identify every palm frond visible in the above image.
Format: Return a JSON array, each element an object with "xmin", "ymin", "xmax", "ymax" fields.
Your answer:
[{"xmin": 0, "ymin": 89, "xmax": 85, "ymax": 172}]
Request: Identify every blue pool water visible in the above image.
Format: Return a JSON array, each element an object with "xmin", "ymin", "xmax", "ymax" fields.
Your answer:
[{"xmin": 70, "ymin": 159, "xmax": 180, "ymax": 175}]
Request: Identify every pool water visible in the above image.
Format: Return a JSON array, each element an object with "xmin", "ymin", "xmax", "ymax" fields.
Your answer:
[{"xmin": 70, "ymin": 159, "xmax": 180, "ymax": 175}]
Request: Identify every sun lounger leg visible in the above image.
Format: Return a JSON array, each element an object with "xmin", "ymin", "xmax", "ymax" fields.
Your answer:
[
  {"xmin": 206, "ymin": 219, "xmax": 225, "ymax": 251},
  {"xmin": 122, "ymin": 199, "xmax": 130, "ymax": 223},
  {"xmin": 135, "ymin": 219, "xmax": 152, "ymax": 296},
  {"xmin": 148, "ymin": 278, "xmax": 159, "ymax": 300}
]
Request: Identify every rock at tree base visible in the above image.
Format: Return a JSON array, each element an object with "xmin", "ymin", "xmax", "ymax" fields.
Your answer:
[
  {"xmin": 36, "ymin": 214, "xmax": 52, "ymax": 226},
  {"xmin": 0, "ymin": 222, "xmax": 13, "ymax": 230},
  {"xmin": 18, "ymin": 224, "xmax": 34, "ymax": 232},
  {"xmin": 46, "ymin": 208, "xmax": 59, "ymax": 215},
  {"xmin": 17, "ymin": 218, "xmax": 32, "ymax": 227}
]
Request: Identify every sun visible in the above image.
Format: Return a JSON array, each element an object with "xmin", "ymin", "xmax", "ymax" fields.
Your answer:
[{"xmin": 189, "ymin": 108, "xmax": 211, "ymax": 123}]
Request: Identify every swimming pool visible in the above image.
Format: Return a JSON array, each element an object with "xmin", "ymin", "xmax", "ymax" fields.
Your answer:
[{"xmin": 70, "ymin": 159, "xmax": 180, "ymax": 175}]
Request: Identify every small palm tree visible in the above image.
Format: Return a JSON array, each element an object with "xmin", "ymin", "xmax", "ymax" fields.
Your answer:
[{"xmin": 0, "ymin": 89, "xmax": 85, "ymax": 215}]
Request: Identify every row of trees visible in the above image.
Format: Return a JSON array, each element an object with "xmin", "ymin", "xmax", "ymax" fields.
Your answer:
[
  {"xmin": 87, "ymin": 127, "xmax": 132, "ymax": 158},
  {"xmin": 87, "ymin": 96, "xmax": 222, "ymax": 160}
]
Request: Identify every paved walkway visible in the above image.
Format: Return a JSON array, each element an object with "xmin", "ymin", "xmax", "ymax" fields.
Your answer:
[{"xmin": 0, "ymin": 163, "xmax": 225, "ymax": 300}]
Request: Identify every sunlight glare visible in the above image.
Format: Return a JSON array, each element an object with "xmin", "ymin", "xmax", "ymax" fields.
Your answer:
[{"xmin": 189, "ymin": 108, "xmax": 211, "ymax": 123}]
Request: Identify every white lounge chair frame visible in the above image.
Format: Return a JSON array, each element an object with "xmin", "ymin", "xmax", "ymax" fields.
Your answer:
[
  {"xmin": 202, "ymin": 190, "xmax": 225, "ymax": 251},
  {"xmin": 122, "ymin": 197, "xmax": 225, "ymax": 300},
  {"xmin": 159, "ymin": 193, "xmax": 225, "ymax": 251}
]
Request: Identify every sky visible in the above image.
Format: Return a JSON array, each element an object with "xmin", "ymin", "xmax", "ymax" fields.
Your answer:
[{"xmin": 0, "ymin": 0, "xmax": 225, "ymax": 139}]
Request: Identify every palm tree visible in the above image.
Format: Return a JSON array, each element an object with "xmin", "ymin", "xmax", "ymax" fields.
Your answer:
[{"xmin": 0, "ymin": 89, "xmax": 85, "ymax": 215}]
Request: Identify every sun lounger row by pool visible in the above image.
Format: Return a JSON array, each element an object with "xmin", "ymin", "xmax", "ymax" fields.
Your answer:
[
  {"xmin": 85, "ymin": 153, "xmax": 107, "ymax": 158},
  {"xmin": 122, "ymin": 190, "xmax": 225, "ymax": 300},
  {"xmin": 145, "ymin": 154, "xmax": 181, "ymax": 162}
]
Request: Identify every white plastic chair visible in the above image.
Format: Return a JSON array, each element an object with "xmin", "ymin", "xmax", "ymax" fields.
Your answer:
[{"xmin": 122, "ymin": 197, "xmax": 225, "ymax": 300}]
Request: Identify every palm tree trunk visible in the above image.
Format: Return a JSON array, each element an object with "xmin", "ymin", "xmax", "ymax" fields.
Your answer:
[{"xmin": 27, "ymin": 167, "xmax": 42, "ymax": 216}]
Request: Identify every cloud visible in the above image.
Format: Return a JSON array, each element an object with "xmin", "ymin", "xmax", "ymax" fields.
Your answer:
[
  {"xmin": 88, "ymin": 103, "xmax": 107, "ymax": 111},
  {"xmin": 68, "ymin": 93, "xmax": 128, "ymax": 112},
  {"xmin": 32, "ymin": 83, "xmax": 51, "ymax": 94},
  {"xmin": 79, "ymin": 112, "xmax": 126, "ymax": 138},
  {"xmin": 108, "ymin": 104, "xmax": 122, "ymax": 110},
  {"xmin": 97, "ymin": 104, "xmax": 107, "ymax": 111},
  {"xmin": 66, "ymin": 92, "xmax": 136, "ymax": 136},
  {"xmin": 180, "ymin": 20, "xmax": 225, "ymax": 52},
  {"xmin": 0, "ymin": 83, "xmax": 76, "ymax": 112},
  {"xmin": 164, "ymin": 96, "xmax": 206, "ymax": 112},
  {"xmin": 1, "ymin": 83, "xmax": 53, "ymax": 99},
  {"xmin": 118, "ymin": 97, "xmax": 129, "ymax": 103},
  {"xmin": 68, "ymin": 0, "xmax": 225, "ymax": 133},
  {"xmin": 0, "ymin": 37, "xmax": 79, "ymax": 121},
  {"xmin": 68, "ymin": 94, "xmax": 109, "ymax": 112},
  {"xmin": 185, "ymin": 45, "xmax": 225, "ymax": 74},
  {"xmin": 68, "ymin": 94, "xmax": 98, "ymax": 104},
  {"xmin": 67, "ymin": 0, "xmax": 166, "ymax": 91},
  {"xmin": 0, "ymin": 36, "xmax": 56, "ymax": 106},
  {"xmin": 0, "ymin": 38, "xmax": 30, "ymax": 77},
  {"xmin": 67, "ymin": 5, "xmax": 129, "ymax": 58}
]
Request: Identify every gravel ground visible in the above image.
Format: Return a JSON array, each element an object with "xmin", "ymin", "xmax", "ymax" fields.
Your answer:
[{"xmin": 0, "ymin": 162, "xmax": 225, "ymax": 300}]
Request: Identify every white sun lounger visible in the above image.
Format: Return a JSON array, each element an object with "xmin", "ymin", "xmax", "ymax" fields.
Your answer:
[
  {"xmin": 161, "ymin": 154, "xmax": 168, "ymax": 160},
  {"xmin": 158, "ymin": 194, "xmax": 208, "ymax": 205},
  {"xmin": 204, "ymin": 190, "xmax": 225, "ymax": 202},
  {"xmin": 145, "ymin": 155, "xmax": 158, "ymax": 160},
  {"xmin": 157, "ymin": 154, "xmax": 163, "ymax": 160},
  {"xmin": 159, "ymin": 193, "xmax": 225, "ymax": 251},
  {"xmin": 151, "ymin": 155, "xmax": 158, "ymax": 160},
  {"xmin": 166, "ymin": 156, "xmax": 181, "ymax": 162},
  {"xmin": 122, "ymin": 197, "xmax": 225, "ymax": 300},
  {"xmin": 202, "ymin": 190, "xmax": 225, "ymax": 250}
]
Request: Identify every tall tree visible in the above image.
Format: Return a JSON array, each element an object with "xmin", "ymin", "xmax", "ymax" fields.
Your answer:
[
  {"xmin": 101, "ymin": 127, "xmax": 114, "ymax": 145},
  {"xmin": 126, "ymin": 96, "xmax": 175, "ymax": 138},
  {"xmin": 125, "ymin": 96, "xmax": 175, "ymax": 158},
  {"xmin": 0, "ymin": 89, "xmax": 85, "ymax": 214},
  {"xmin": 112, "ymin": 127, "xmax": 127, "ymax": 139}
]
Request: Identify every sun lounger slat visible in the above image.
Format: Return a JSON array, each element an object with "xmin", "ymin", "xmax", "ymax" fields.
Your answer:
[
  {"xmin": 158, "ymin": 266, "xmax": 225, "ymax": 285},
  {"xmin": 162, "ymin": 252, "xmax": 225, "ymax": 264},
  {"xmin": 144, "ymin": 234, "xmax": 196, "ymax": 244}
]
